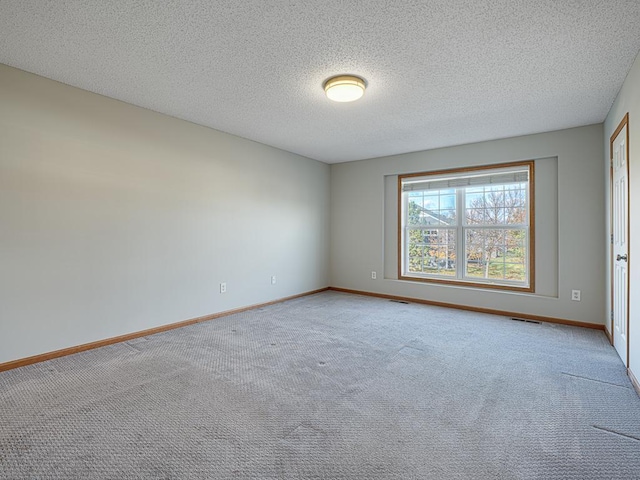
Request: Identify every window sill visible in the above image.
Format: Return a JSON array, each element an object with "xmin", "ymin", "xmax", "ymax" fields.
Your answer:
[{"xmin": 398, "ymin": 274, "xmax": 534, "ymax": 293}]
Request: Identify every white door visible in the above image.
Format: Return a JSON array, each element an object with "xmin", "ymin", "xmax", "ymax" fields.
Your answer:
[{"xmin": 612, "ymin": 116, "xmax": 629, "ymax": 366}]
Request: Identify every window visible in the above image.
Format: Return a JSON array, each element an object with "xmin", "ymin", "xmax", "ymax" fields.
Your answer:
[{"xmin": 399, "ymin": 161, "xmax": 534, "ymax": 291}]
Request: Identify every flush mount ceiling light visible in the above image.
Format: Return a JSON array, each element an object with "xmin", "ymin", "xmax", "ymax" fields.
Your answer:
[{"xmin": 324, "ymin": 75, "xmax": 366, "ymax": 102}]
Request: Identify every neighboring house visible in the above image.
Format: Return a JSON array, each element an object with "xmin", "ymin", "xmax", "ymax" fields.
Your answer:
[{"xmin": 409, "ymin": 203, "xmax": 452, "ymax": 226}]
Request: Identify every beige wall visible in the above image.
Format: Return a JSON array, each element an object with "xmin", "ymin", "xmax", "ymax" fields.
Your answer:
[
  {"xmin": 0, "ymin": 65, "xmax": 330, "ymax": 364},
  {"xmin": 605, "ymin": 49, "xmax": 640, "ymax": 376},
  {"xmin": 331, "ymin": 125, "xmax": 605, "ymax": 325}
]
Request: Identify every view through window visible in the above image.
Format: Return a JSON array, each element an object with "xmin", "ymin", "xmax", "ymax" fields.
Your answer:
[{"xmin": 399, "ymin": 161, "xmax": 534, "ymax": 291}]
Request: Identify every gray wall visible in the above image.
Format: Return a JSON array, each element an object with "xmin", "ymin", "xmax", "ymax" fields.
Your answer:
[
  {"xmin": 331, "ymin": 125, "xmax": 605, "ymax": 325},
  {"xmin": 605, "ymin": 49, "xmax": 640, "ymax": 376},
  {"xmin": 0, "ymin": 64, "xmax": 331, "ymax": 364}
]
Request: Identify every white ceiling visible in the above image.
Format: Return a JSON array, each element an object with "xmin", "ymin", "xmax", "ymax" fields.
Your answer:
[{"xmin": 1, "ymin": 1, "xmax": 640, "ymax": 164}]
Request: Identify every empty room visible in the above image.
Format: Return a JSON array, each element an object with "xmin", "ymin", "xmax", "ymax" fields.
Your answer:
[{"xmin": 1, "ymin": 1, "xmax": 640, "ymax": 478}]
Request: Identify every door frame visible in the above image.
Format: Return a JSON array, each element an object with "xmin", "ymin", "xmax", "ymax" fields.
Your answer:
[{"xmin": 610, "ymin": 112, "xmax": 630, "ymax": 367}]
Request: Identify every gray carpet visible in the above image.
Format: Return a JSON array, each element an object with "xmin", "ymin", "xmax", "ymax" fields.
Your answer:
[{"xmin": 1, "ymin": 291, "xmax": 639, "ymax": 479}]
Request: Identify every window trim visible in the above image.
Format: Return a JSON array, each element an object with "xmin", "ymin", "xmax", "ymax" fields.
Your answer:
[{"xmin": 397, "ymin": 160, "xmax": 535, "ymax": 293}]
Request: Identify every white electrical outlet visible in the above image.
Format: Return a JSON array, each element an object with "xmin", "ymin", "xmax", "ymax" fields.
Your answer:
[
  {"xmin": 571, "ymin": 289, "xmax": 581, "ymax": 301},
  {"xmin": 371, "ymin": 271, "xmax": 377, "ymax": 279},
  {"xmin": 220, "ymin": 282, "xmax": 227, "ymax": 294},
  {"xmin": 271, "ymin": 276, "xmax": 277, "ymax": 285}
]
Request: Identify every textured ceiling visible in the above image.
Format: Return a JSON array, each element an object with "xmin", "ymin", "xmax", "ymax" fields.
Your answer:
[{"xmin": 1, "ymin": 1, "xmax": 640, "ymax": 164}]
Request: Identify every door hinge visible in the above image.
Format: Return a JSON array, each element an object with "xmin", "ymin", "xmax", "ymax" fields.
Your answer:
[
  {"xmin": 611, "ymin": 233, "xmax": 614, "ymax": 245},
  {"xmin": 611, "ymin": 310, "xmax": 614, "ymax": 321}
]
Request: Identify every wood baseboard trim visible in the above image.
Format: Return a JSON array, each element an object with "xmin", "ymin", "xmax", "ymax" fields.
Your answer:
[
  {"xmin": 0, "ymin": 287, "xmax": 329, "ymax": 373},
  {"xmin": 328, "ymin": 287, "xmax": 605, "ymax": 331},
  {"xmin": 629, "ymin": 368, "xmax": 640, "ymax": 398}
]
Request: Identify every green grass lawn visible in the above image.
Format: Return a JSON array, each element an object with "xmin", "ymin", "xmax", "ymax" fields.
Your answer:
[
  {"xmin": 409, "ymin": 255, "xmax": 525, "ymax": 281},
  {"xmin": 466, "ymin": 257, "xmax": 525, "ymax": 281}
]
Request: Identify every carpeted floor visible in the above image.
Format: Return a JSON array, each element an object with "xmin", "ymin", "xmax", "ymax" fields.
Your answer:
[{"xmin": 1, "ymin": 291, "xmax": 639, "ymax": 479}]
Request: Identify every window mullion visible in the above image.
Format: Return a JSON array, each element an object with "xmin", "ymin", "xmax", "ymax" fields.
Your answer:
[{"xmin": 456, "ymin": 188, "xmax": 464, "ymax": 280}]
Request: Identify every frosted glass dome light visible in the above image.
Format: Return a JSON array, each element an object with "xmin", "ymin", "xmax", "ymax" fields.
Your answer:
[{"xmin": 324, "ymin": 75, "xmax": 366, "ymax": 102}]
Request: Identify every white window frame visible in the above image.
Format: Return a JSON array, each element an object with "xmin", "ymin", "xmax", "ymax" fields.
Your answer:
[{"xmin": 398, "ymin": 161, "xmax": 534, "ymax": 292}]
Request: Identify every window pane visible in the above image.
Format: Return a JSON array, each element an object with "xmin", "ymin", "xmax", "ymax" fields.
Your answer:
[
  {"xmin": 464, "ymin": 228, "xmax": 527, "ymax": 282},
  {"xmin": 407, "ymin": 228, "xmax": 456, "ymax": 276},
  {"xmin": 423, "ymin": 194, "xmax": 439, "ymax": 210},
  {"xmin": 465, "ymin": 206, "xmax": 485, "ymax": 225},
  {"xmin": 505, "ymin": 207, "xmax": 525, "ymax": 224},
  {"xmin": 440, "ymin": 194, "xmax": 456, "ymax": 210},
  {"xmin": 465, "ymin": 193, "xmax": 483, "ymax": 208},
  {"xmin": 464, "ymin": 183, "xmax": 527, "ymax": 226},
  {"xmin": 439, "ymin": 209, "xmax": 456, "ymax": 224},
  {"xmin": 407, "ymin": 191, "xmax": 457, "ymax": 226}
]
